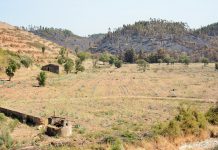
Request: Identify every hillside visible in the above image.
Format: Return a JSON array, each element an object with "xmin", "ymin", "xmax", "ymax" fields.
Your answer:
[
  {"xmin": 195, "ymin": 22, "xmax": 218, "ymax": 36},
  {"xmin": 94, "ymin": 19, "xmax": 218, "ymax": 61},
  {"xmin": 0, "ymin": 22, "xmax": 62, "ymax": 65},
  {"xmin": 27, "ymin": 26, "xmax": 105, "ymax": 51}
]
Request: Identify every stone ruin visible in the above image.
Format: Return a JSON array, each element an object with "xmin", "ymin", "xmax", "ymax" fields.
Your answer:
[{"xmin": 46, "ymin": 116, "xmax": 72, "ymax": 137}]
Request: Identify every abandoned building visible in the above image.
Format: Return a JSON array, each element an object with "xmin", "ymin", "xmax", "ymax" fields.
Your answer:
[
  {"xmin": 46, "ymin": 116, "xmax": 72, "ymax": 137},
  {"xmin": 41, "ymin": 64, "xmax": 59, "ymax": 74}
]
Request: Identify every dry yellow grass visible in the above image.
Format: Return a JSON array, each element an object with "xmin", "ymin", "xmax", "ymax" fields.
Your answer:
[{"xmin": 0, "ymin": 62, "xmax": 217, "ymax": 149}]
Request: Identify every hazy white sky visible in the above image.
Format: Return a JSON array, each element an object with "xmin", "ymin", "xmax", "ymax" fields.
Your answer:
[{"xmin": 0, "ymin": 0, "xmax": 218, "ymax": 36}]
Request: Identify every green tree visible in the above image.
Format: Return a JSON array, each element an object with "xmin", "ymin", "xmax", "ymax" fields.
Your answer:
[
  {"xmin": 37, "ymin": 71, "xmax": 46, "ymax": 87},
  {"xmin": 124, "ymin": 48, "xmax": 136, "ymax": 63},
  {"xmin": 5, "ymin": 59, "xmax": 20, "ymax": 81},
  {"xmin": 201, "ymin": 58, "xmax": 209, "ymax": 66},
  {"xmin": 77, "ymin": 52, "xmax": 88, "ymax": 62},
  {"xmin": 109, "ymin": 56, "xmax": 117, "ymax": 65},
  {"xmin": 157, "ymin": 59, "xmax": 163, "ymax": 65},
  {"xmin": 136, "ymin": 59, "xmax": 149, "ymax": 72},
  {"xmin": 99, "ymin": 52, "xmax": 110, "ymax": 64},
  {"xmin": 75, "ymin": 59, "xmax": 85, "ymax": 73},
  {"xmin": 64, "ymin": 58, "xmax": 74, "ymax": 74},
  {"xmin": 5, "ymin": 66, "xmax": 14, "ymax": 81},
  {"xmin": 114, "ymin": 60, "xmax": 122, "ymax": 68}
]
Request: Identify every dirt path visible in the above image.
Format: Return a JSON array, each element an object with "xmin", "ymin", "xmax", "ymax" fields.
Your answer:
[{"xmin": 179, "ymin": 138, "xmax": 218, "ymax": 150}]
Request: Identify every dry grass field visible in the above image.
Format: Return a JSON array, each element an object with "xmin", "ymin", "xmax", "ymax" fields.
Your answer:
[{"xmin": 0, "ymin": 62, "xmax": 217, "ymax": 149}]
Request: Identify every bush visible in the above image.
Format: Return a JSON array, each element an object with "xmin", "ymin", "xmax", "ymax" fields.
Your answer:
[
  {"xmin": 110, "ymin": 139, "xmax": 123, "ymax": 150},
  {"xmin": 75, "ymin": 59, "xmax": 85, "ymax": 73},
  {"xmin": 77, "ymin": 52, "xmax": 89, "ymax": 62},
  {"xmin": 152, "ymin": 105, "xmax": 208, "ymax": 138},
  {"xmin": 109, "ymin": 56, "xmax": 117, "ymax": 65},
  {"xmin": 64, "ymin": 58, "xmax": 74, "ymax": 74},
  {"xmin": 99, "ymin": 52, "xmax": 110, "ymax": 64},
  {"xmin": 37, "ymin": 71, "xmax": 46, "ymax": 87},
  {"xmin": 206, "ymin": 105, "xmax": 218, "ymax": 125},
  {"xmin": 136, "ymin": 59, "xmax": 149, "ymax": 72},
  {"xmin": 0, "ymin": 113, "xmax": 6, "ymax": 122},
  {"xmin": 202, "ymin": 58, "xmax": 209, "ymax": 66},
  {"xmin": 20, "ymin": 56, "xmax": 33, "ymax": 68},
  {"xmin": 0, "ymin": 130, "xmax": 14, "ymax": 149},
  {"xmin": 114, "ymin": 60, "xmax": 122, "ymax": 68}
]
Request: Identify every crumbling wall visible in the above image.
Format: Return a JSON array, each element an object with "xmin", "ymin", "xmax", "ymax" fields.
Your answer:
[{"xmin": 0, "ymin": 107, "xmax": 45, "ymax": 125}]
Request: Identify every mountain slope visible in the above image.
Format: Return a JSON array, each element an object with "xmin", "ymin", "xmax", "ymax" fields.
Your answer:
[
  {"xmin": 27, "ymin": 26, "xmax": 105, "ymax": 51},
  {"xmin": 0, "ymin": 22, "xmax": 62, "ymax": 64},
  {"xmin": 95, "ymin": 19, "xmax": 214, "ymax": 53}
]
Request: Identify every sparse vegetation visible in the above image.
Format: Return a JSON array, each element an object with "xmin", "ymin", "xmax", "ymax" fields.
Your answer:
[{"xmin": 20, "ymin": 56, "xmax": 33, "ymax": 68}]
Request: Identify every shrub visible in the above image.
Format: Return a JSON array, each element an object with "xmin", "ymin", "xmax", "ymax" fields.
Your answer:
[
  {"xmin": 64, "ymin": 58, "xmax": 74, "ymax": 74},
  {"xmin": 0, "ymin": 130, "xmax": 14, "ymax": 149},
  {"xmin": 152, "ymin": 105, "xmax": 208, "ymax": 138},
  {"xmin": 136, "ymin": 59, "xmax": 149, "ymax": 72},
  {"xmin": 20, "ymin": 56, "xmax": 33, "ymax": 68},
  {"xmin": 99, "ymin": 52, "xmax": 110, "ymax": 64},
  {"xmin": 77, "ymin": 52, "xmax": 89, "ymax": 62},
  {"xmin": 37, "ymin": 71, "xmax": 46, "ymax": 87},
  {"xmin": 114, "ymin": 60, "xmax": 122, "ymax": 68},
  {"xmin": 75, "ymin": 59, "xmax": 85, "ymax": 73},
  {"xmin": 109, "ymin": 56, "xmax": 117, "ymax": 65},
  {"xmin": 121, "ymin": 131, "xmax": 137, "ymax": 142},
  {"xmin": 57, "ymin": 56, "xmax": 66, "ymax": 65},
  {"xmin": 206, "ymin": 105, "xmax": 218, "ymax": 125},
  {"xmin": 202, "ymin": 58, "xmax": 209, "ymax": 66},
  {"xmin": 0, "ymin": 113, "xmax": 6, "ymax": 122},
  {"xmin": 110, "ymin": 139, "xmax": 123, "ymax": 150}
]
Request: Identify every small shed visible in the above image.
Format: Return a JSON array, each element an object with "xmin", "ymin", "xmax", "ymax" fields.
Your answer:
[{"xmin": 41, "ymin": 64, "xmax": 59, "ymax": 74}]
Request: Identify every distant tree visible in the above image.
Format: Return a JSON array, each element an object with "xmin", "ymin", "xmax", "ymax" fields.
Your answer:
[
  {"xmin": 138, "ymin": 50, "xmax": 144, "ymax": 59},
  {"xmin": 99, "ymin": 53, "xmax": 110, "ymax": 64},
  {"xmin": 42, "ymin": 47, "xmax": 45, "ymax": 54},
  {"xmin": 202, "ymin": 58, "xmax": 209, "ymax": 66},
  {"xmin": 157, "ymin": 59, "xmax": 163, "ymax": 65},
  {"xmin": 64, "ymin": 58, "xmax": 74, "ymax": 74},
  {"xmin": 137, "ymin": 59, "xmax": 149, "ymax": 72},
  {"xmin": 5, "ymin": 66, "xmax": 14, "ymax": 81},
  {"xmin": 57, "ymin": 47, "xmax": 68, "ymax": 65},
  {"xmin": 5, "ymin": 59, "xmax": 21, "ymax": 81},
  {"xmin": 215, "ymin": 63, "xmax": 218, "ymax": 71},
  {"xmin": 59, "ymin": 47, "xmax": 67, "ymax": 58},
  {"xmin": 163, "ymin": 56, "xmax": 171, "ymax": 65},
  {"xmin": 91, "ymin": 54, "xmax": 99, "ymax": 68},
  {"xmin": 179, "ymin": 55, "xmax": 190, "ymax": 65},
  {"xmin": 108, "ymin": 55, "xmax": 117, "ymax": 65},
  {"xmin": 75, "ymin": 47, "xmax": 79, "ymax": 55},
  {"xmin": 57, "ymin": 56, "xmax": 66, "ymax": 65},
  {"xmin": 124, "ymin": 48, "xmax": 136, "ymax": 63},
  {"xmin": 77, "ymin": 52, "xmax": 89, "ymax": 62},
  {"xmin": 75, "ymin": 59, "xmax": 85, "ymax": 73},
  {"xmin": 114, "ymin": 60, "xmax": 122, "ymax": 68},
  {"xmin": 37, "ymin": 71, "xmax": 46, "ymax": 87}
]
